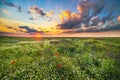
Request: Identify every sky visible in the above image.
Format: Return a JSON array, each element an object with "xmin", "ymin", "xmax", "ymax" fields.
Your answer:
[
  {"xmin": 0, "ymin": 0, "xmax": 78, "ymax": 26},
  {"xmin": 0, "ymin": 0, "xmax": 120, "ymax": 36}
]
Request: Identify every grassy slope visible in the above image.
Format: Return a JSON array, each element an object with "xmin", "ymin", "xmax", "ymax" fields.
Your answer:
[{"xmin": 0, "ymin": 37, "xmax": 120, "ymax": 80}]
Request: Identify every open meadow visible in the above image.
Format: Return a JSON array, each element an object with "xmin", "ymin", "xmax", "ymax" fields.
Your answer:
[{"xmin": 0, "ymin": 37, "xmax": 120, "ymax": 80}]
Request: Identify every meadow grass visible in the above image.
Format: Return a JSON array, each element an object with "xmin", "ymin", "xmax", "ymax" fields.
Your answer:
[{"xmin": 0, "ymin": 37, "xmax": 120, "ymax": 80}]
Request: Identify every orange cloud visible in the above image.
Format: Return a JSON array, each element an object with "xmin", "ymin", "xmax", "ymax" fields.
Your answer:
[
  {"xmin": 71, "ymin": 12, "xmax": 81, "ymax": 21},
  {"xmin": 77, "ymin": 5, "xmax": 82, "ymax": 14},
  {"xmin": 0, "ymin": 18, "xmax": 61, "ymax": 34},
  {"xmin": 0, "ymin": 18, "xmax": 37, "ymax": 33},
  {"xmin": 58, "ymin": 10, "xmax": 81, "ymax": 27},
  {"xmin": 118, "ymin": 16, "xmax": 120, "ymax": 21},
  {"xmin": 58, "ymin": 10, "xmax": 81, "ymax": 22},
  {"xmin": 62, "ymin": 10, "xmax": 71, "ymax": 20},
  {"xmin": 58, "ymin": 14, "xmax": 64, "ymax": 22},
  {"xmin": 0, "ymin": 26, "xmax": 16, "ymax": 33},
  {"xmin": 46, "ymin": 10, "xmax": 54, "ymax": 17}
]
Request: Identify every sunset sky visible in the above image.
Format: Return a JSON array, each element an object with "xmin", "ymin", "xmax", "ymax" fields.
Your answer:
[
  {"xmin": 0, "ymin": 0, "xmax": 78, "ymax": 26},
  {"xmin": 0, "ymin": 0, "xmax": 120, "ymax": 36}
]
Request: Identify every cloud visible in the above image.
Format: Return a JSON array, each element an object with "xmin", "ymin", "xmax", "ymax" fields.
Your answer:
[
  {"xmin": 17, "ymin": 6, "xmax": 22, "ymax": 12},
  {"xmin": 29, "ymin": 17, "xmax": 37, "ymax": 20},
  {"xmin": 76, "ymin": 0, "xmax": 106, "ymax": 24},
  {"xmin": 2, "ymin": 0, "xmax": 22, "ymax": 12},
  {"xmin": 58, "ymin": 10, "xmax": 81, "ymax": 29},
  {"xmin": 19, "ymin": 26, "xmax": 41, "ymax": 33},
  {"xmin": 46, "ymin": 11, "xmax": 54, "ymax": 17},
  {"xmin": 6, "ymin": 26, "xmax": 25, "ymax": 33},
  {"xmin": 58, "ymin": 0, "xmax": 120, "ymax": 32},
  {"xmin": 2, "ymin": 9, "xmax": 10, "ymax": 15},
  {"xmin": 29, "ymin": 6, "xmax": 46, "ymax": 16},
  {"xmin": 2, "ymin": 0, "xmax": 17, "ymax": 7},
  {"xmin": 58, "ymin": 14, "xmax": 64, "ymax": 22},
  {"xmin": 28, "ymin": 6, "xmax": 54, "ymax": 20}
]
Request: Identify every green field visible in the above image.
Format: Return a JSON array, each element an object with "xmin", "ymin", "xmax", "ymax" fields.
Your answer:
[{"xmin": 0, "ymin": 37, "xmax": 120, "ymax": 80}]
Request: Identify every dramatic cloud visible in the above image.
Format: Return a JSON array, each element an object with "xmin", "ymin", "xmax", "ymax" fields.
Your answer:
[
  {"xmin": 77, "ymin": 0, "xmax": 106, "ymax": 25},
  {"xmin": 58, "ymin": 10, "xmax": 81, "ymax": 29},
  {"xmin": 58, "ymin": 0, "xmax": 120, "ymax": 32}
]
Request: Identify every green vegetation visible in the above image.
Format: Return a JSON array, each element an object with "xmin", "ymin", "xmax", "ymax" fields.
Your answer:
[{"xmin": 0, "ymin": 37, "xmax": 120, "ymax": 80}]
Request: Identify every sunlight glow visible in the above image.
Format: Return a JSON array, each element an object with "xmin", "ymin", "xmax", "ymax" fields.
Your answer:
[
  {"xmin": 33, "ymin": 32, "xmax": 42, "ymax": 41},
  {"xmin": 118, "ymin": 16, "xmax": 120, "ymax": 21}
]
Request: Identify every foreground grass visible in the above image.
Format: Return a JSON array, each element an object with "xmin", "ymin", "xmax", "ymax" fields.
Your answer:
[{"xmin": 0, "ymin": 37, "xmax": 120, "ymax": 80}]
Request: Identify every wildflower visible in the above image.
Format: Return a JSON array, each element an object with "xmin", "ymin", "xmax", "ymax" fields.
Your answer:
[
  {"xmin": 55, "ymin": 52, "xmax": 59, "ymax": 57},
  {"xmin": 11, "ymin": 61, "xmax": 15, "ymax": 65},
  {"xmin": 57, "ymin": 64, "xmax": 62, "ymax": 68}
]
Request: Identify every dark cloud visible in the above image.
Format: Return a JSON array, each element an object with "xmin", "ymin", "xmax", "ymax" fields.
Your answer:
[
  {"xmin": 77, "ymin": 0, "xmax": 106, "ymax": 26},
  {"xmin": 19, "ymin": 26, "xmax": 38, "ymax": 33},
  {"xmin": 6, "ymin": 26, "xmax": 24, "ymax": 32},
  {"xmin": 58, "ymin": 0, "xmax": 120, "ymax": 32},
  {"xmin": 29, "ymin": 18, "xmax": 37, "ymax": 20},
  {"xmin": 2, "ymin": 0, "xmax": 22, "ymax": 13},
  {"xmin": 17, "ymin": 6, "xmax": 22, "ymax": 12},
  {"xmin": 78, "ymin": 24, "xmax": 120, "ymax": 32},
  {"xmin": 19, "ymin": 26, "xmax": 44, "ymax": 33},
  {"xmin": 91, "ymin": 0, "xmax": 106, "ymax": 16},
  {"xmin": 2, "ymin": 0, "xmax": 17, "ymax": 7},
  {"xmin": 58, "ymin": 10, "xmax": 81, "ymax": 29}
]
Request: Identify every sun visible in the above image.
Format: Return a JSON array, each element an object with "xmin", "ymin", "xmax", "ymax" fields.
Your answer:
[
  {"xmin": 33, "ymin": 32, "xmax": 42, "ymax": 41},
  {"xmin": 36, "ymin": 33, "xmax": 41, "ymax": 37}
]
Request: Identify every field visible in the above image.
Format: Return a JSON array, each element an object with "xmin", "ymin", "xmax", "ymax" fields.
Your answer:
[{"xmin": 0, "ymin": 37, "xmax": 120, "ymax": 80}]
